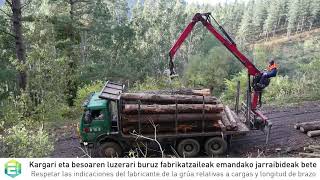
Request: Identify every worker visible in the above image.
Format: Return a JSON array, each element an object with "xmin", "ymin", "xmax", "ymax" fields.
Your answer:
[{"xmin": 257, "ymin": 59, "xmax": 278, "ymax": 88}]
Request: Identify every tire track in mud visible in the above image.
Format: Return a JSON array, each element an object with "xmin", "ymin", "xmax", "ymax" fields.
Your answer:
[{"xmin": 231, "ymin": 102, "xmax": 320, "ymax": 157}]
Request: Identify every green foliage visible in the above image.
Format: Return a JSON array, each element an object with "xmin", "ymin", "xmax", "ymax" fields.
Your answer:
[
  {"xmin": 131, "ymin": 76, "xmax": 184, "ymax": 92},
  {"xmin": 185, "ymin": 47, "xmax": 241, "ymax": 94},
  {"xmin": 263, "ymin": 76, "xmax": 298, "ymax": 103},
  {"xmin": 221, "ymin": 70, "xmax": 248, "ymax": 104},
  {"xmin": 1, "ymin": 123, "xmax": 54, "ymax": 158},
  {"xmin": 263, "ymin": 73, "xmax": 320, "ymax": 104},
  {"xmin": 222, "ymin": 57, "xmax": 320, "ymax": 105},
  {"xmin": 299, "ymin": 58, "xmax": 320, "ymax": 97},
  {"xmin": 32, "ymin": 93, "xmax": 76, "ymax": 122},
  {"xmin": 0, "ymin": 120, "xmax": 4, "ymax": 132},
  {"xmin": 74, "ymin": 81, "xmax": 105, "ymax": 108},
  {"xmin": 253, "ymin": 46, "xmax": 270, "ymax": 70},
  {"xmin": 1, "ymin": 92, "xmax": 33, "ymax": 127}
]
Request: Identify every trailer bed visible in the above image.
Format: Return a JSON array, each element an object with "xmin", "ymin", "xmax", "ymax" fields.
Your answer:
[
  {"xmin": 120, "ymin": 113, "xmax": 249, "ymax": 138},
  {"xmin": 99, "ymin": 81, "xmax": 250, "ymax": 139}
]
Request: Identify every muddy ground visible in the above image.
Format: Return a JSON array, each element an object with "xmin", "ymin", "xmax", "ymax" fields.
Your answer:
[{"xmin": 51, "ymin": 101, "xmax": 320, "ymax": 157}]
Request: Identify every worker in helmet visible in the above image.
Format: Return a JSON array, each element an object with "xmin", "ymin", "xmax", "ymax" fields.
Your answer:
[{"xmin": 257, "ymin": 59, "xmax": 278, "ymax": 88}]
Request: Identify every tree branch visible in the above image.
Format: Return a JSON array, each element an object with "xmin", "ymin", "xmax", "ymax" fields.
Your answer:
[
  {"xmin": 21, "ymin": 0, "xmax": 32, "ymax": 9},
  {"xmin": 5, "ymin": 0, "xmax": 12, "ymax": 7},
  {"xmin": 0, "ymin": 28, "xmax": 16, "ymax": 38},
  {"xmin": 129, "ymin": 119, "xmax": 164, "ymax": 157},
  {"xmin": 0, "ymin": 8, "xmax": 12, "ymax": 18}
]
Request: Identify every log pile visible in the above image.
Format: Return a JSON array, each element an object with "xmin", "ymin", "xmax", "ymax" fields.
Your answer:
[
  {"xmin": 294, "ymin": 121, "xmax": 320, "ymax": 137},
  {"xmin": 120, "ymin": 93, "xmax": 219, "ymax": 104},
  {"xmin": 299, "ymin": 145, "xmax": 320, "ymax": 158},
  {"xmin": 141, "ymin": 88, "xmax": 212, "ymax": 96},
  {"xmin": 120, "ymin": 92, "xmax": 239, "ymax": 135}
]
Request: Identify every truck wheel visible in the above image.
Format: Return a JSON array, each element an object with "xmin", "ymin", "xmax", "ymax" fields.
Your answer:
[
  {"xmin": 177, "ymin": 138, "xmax": 200, "ymax": 157},
  {"xmin": 205, "ymin": 137, "xmax": 227, "ymax": 156},
  {"xmin": 98, "ymin": 142, "xmax": 122, "ymax": 157}
]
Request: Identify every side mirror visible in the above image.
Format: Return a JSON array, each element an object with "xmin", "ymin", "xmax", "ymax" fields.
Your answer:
[{"xmin": 84, "ymin": 110, "xmax": 93, "ymax": 124}]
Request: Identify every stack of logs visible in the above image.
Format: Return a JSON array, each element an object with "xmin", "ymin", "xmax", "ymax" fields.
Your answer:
[
  {"xmin": 299, "ymin": 145, "xmax": 320, "ymax": 158},
  {"xmin": 119, "ymin": 89, "xmax": 239, "ymax": 135},
  {"xmin": 294, "ymin": 121, "xmax": 320, "ymax": 137}
]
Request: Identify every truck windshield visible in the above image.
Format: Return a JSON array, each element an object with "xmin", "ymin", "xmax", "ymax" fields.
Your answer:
[
  {"xmin": 84, "ymin": 110, "xmax": 104, "ymax": 124},
  {"xmin": 91, "ymin": 110, "xmax": 104, "ymax": 120}
]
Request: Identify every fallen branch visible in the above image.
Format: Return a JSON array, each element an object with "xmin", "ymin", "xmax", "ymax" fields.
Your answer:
[
  {"xmin": 77, "ymin": 146, "xmax": 92, "ymax": 158},
  {"xmin": 129, "ymin": 120, "xmax": 164, "ymax": 157}
]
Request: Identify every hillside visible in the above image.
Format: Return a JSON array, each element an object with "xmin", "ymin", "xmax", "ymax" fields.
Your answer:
[{"xmin": 251, "ymin": 28, "xmax": 320, "ymax": 77}]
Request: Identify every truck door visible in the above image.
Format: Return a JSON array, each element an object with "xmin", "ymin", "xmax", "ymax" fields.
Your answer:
[{"xmin": 83, "ymin": 109, "xmax": 109, "ymax": 139}]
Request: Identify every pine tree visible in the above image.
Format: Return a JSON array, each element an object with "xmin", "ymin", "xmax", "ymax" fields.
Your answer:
[
  {"xmin": 310, "ymin": 0, "xmax": 320, "ymax": 29},
  {"xmin": 263, "ymin": 0, "xmax": 281, "ymax": 37},
  {"xmin": 287, "ymin": 0, "xmax": 300, "ymax": 36},
  {"xmin": 252, "ymin": 0, "xmax": 268, "ymax": 35},
  {"xmin": 237, "ymin": 0, "xmax": 255, "ymax": 44},
  {"xmin": 277, "ymin": 0, "xmax": 289, "ymax": 29},
  {"xmin": 299, "ymin": 0, "xmax": 312, "ymax": 31}
]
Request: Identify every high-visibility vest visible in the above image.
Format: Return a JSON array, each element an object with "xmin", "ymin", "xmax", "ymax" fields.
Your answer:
[{"xmin": 267, "ymin": 63, "xmax": 278, "ymax": 71}]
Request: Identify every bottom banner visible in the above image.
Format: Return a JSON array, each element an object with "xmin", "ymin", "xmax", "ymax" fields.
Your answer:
[{"xmin": 0, "ymin": 158, "xmax": 319, "ymax": 180}]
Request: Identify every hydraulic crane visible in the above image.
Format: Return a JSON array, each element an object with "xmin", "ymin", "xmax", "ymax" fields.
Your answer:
[{"xmin": 168, "ymin": 13, "xmax": 272, "ymax": 140}]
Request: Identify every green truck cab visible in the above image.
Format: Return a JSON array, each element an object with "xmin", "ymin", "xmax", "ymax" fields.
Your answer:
[{"xmin": 80, "ymin": 93, "xmax": 111, "ymax": 142}]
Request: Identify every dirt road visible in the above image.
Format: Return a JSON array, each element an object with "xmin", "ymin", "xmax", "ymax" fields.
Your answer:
[
  {"xmin": 230, "ymin": 101, "xmax": 320, "ymax": 157},
  {"xmin": 51, "ymin": 101, "xmax": 320, "ymax": 157}
]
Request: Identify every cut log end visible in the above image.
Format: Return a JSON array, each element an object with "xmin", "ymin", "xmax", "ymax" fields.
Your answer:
[
  {"xmin": 300, "ymin": 127, "xmax": 306, "ymax": 133},
  {"xmin": 307, "ymin": 130, "xmax": 320, "ymax": 137},
  {"xmin": 224, "ymin": 106, "xmax": 238, "ymax": 130},
  {"xmin": 295, "ymin": 121, "xmax": 320, "ymax": 132},
  {"xmin": 299, "ymin": 152, "xmax": 320, "ymax": 158}
]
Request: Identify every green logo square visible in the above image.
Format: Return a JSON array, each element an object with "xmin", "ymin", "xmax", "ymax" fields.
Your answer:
[{"xmin": 4, "ymin": 160, "xmax": 21, "ymax": 178}]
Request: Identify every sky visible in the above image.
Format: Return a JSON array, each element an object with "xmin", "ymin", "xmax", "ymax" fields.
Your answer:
[{"xmin": 0, "ymin": 0, "xmax": 5, "ymax": 7}]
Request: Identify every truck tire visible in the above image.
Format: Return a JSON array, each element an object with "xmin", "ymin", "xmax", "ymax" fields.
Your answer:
[
  {"xmin": 177, "ymin": 138, "xmax": 200, "ymax": 157},
  {"xmin": 98, "ymin": 142, "xmax": 122, "ymax": 157},
  {"xmin": 204, "ymin": 137, "xmax": 227, "ymax": 156}
]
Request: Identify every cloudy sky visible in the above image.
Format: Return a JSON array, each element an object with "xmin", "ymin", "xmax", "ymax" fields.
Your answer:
[{"xmin": 0, "ymin": 0, "xmax": 5, "ymax": 7}]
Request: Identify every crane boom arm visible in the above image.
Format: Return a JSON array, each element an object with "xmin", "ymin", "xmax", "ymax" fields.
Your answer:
[
  {"xmin": 168, "ymin": 13, "xmax": 269, "ymax": 125},
  {"xmin": 169, "ymin": 13, "xmax": 261, "ymax": 76}
]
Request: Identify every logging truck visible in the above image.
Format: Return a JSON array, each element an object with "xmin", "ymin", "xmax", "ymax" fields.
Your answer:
[
  {"xmin": 79, "ymin": 12, "xmax": 274, "ymax": 157},
  {"xmin": 79, "ymin": 81, "xmax": 249, "ymax": 157}
]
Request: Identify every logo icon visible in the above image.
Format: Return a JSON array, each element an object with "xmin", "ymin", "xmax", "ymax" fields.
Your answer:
[{"xmin": 4, "ymin": 160, "xmax": 21, "ymax": 178}]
